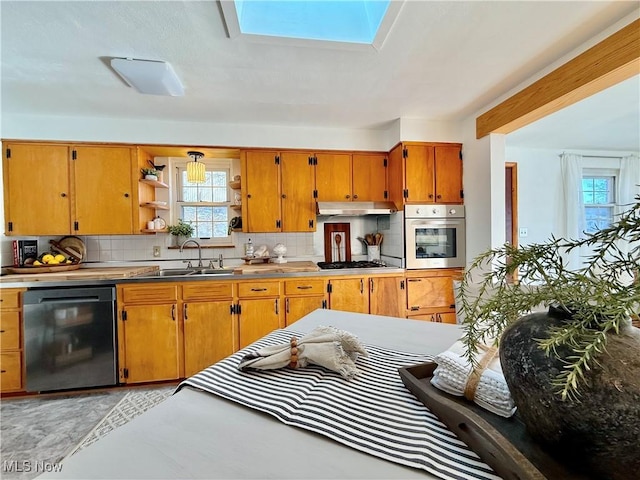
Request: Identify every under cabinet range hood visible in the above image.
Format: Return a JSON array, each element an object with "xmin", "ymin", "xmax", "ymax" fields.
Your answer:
[{"xmin": 316, "ymin": 201, "xmax": 397, "ymax": 216}]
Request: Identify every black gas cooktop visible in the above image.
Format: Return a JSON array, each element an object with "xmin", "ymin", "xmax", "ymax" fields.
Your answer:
[{"xmin": 317, "ymin": 261, "xmax": 387, "ymax": 270}]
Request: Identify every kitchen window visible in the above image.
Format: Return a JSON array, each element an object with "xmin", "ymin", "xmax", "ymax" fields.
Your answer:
[
  {"xmin": 174, "ymin": 159, "xmax": 232, "ymax": 243},
  {"xmin": 582, "ymin": 171, "xmax": 616, "ymax": 234}
]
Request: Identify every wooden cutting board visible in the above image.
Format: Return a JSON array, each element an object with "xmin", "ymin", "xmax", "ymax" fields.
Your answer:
[
  {"xmin": 233, "ymin": 261, "xmax": 320, "ymax": 274},
  {"xmin": 1, "ymin": 266, "xmax": 160, "ymax": 282}
]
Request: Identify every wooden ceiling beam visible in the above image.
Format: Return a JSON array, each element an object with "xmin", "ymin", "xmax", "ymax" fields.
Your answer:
[{"xmin": 476, "ymin": 18, "xmax": 640, "ymax": 139}]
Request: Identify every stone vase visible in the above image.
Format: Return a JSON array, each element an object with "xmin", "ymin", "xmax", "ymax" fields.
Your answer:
[{"xmin": 499, "ymin": 305, "xmax": 640, "ymax": 479}]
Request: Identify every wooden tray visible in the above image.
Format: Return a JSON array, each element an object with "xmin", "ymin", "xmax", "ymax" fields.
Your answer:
[
  {"xmin": 398, "ymin": 362, "xmax": 590, "ymax": 480},
  {"xmin": 7, "ymin": 264, "xmax": 81, "ymax": 274}
]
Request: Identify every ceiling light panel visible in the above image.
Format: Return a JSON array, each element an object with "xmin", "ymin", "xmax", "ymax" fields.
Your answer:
[{"xmin": 110, "ymin": 58, "xmax": 184, "ymax": 96}]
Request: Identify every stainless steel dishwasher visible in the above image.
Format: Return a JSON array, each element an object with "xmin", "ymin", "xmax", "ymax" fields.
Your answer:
[{"xmin": 23, "ymin": 286, "xmax": 118, "ymax": 392}]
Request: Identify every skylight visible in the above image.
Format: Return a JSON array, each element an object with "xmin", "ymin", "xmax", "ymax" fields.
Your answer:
[{"xmin": 221, "ymin": 0, "xmax": 402, "ymax": 50}]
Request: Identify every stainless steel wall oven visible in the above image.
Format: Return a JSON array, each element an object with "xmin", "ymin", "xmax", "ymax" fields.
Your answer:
[{"xmin": 405, "ymin": 205, "xmax": 465, "ymax": 269}]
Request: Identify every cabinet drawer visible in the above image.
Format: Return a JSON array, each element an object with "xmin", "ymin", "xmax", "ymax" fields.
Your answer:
[
  {"xmin": 182, "ymin": 282, "xmax": 234, "ymax": 301},
  {"xmin": 237, "ymin": 281, "xmax": 280, "ymax": 298},
  {"xmin": 120, "ymin": 285, "xmax": 178, "ymax": 304},
  {"xmin": 284, "ymin": 279, "xmax": 325, "ymax": 295},
  {"xmin": 0, "ymin": 290, "xmax": 21, "ymax": 309},
  {"xmin": 0, "ymin": 352, "xmax": 23, "ymax": 392},
  {"xmin": 0, "ymin": 312, "xmax": 21, "ymax": 350}
]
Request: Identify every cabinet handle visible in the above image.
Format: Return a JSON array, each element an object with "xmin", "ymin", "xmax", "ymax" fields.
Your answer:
[
  {"xmin": 251, "ymin": 288, "xmax": 267, "ymax": 292},
  {"xmin": 275, "ymin": 299, "xmax": 279, "ymax": 315},
  {"xmin": 429, "ymin": 193, "xmax": 434, "ymax": 199},
  {"xmin": 360, "ymin": 279, "xmax": 364, "ymax": 294},
  {"xmin": 296, "ymin": 285, "xmax": 313, "ymax": 290},
  {"xmin": 407, "ymin": 278, "xmax": 422, "ymax": 282},
  {"xmin": 281, "ymin": 194, "xmax": 287, "ymax": 199},
  {"xmin": 353, "ymin": 194, "xmax": 358, "ymax": 199},
  {"xmin": 0, "ymin": 330, "xmax": 5, "ymax": 333},
  {"xmin": 60, "ymin": 192, "xmax": 67, "ymax": 197},
  {"xmin": 124, "ymin": 193, "xmax": 130, "ymax": 198},
  {"xmin": 171, "ymin": 305, "xmax": 176, "ymax": 321},
  {"xmin": 285, "ymin": 298, "xmax": 290, "ymax": 313},
  {"xmin": 436, "ymin": 194, "xmax": 442, "ymax": 200},
  {"xmin": 370, "ymin": 278, "xmax": 374, "ymax": 293},
  {"xmin": 345, "ymin": 194, "xmax": 350, "ymax": 199},
  {"xmin": 183, "ymin": 303, "xmax": 188, "ymax": 320},
  {"xmin": 0, "ymin": 370, "xmax": 6, "ymax": 373},
  {"xmin": 247, "ymin": 194, "xmax": 252, "ymax": 198}
]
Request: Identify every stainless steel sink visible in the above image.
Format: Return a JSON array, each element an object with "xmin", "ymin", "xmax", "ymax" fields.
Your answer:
[{"xmin": 138, "ymin": 267, "xmax": 234, "ymax": 278}]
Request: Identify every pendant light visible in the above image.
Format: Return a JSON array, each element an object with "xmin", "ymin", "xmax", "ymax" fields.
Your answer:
[{"xmin": 186, "ymin": 151, "xmax": 206, "ymax": 184}]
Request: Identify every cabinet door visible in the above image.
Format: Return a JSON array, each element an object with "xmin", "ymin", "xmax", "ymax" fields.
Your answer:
[
  {"xmin": 387, "ymin": 144, "xmax": 405, "ymax": 210},
  {"xmin": 73, "ymin": 146, "xmax": 134, "ymax": 235},
  {"xmin": 243, "ymin": 150, "xmax": 281, "ymax": 232},
  {"xmin": 280, "ymin": 152, "xmax": 316, "ymax": 232},
  {"xmin": 183, "ymin": 300, "xmax": 236, "ymax": 377},
  {"xmin": 404, "ymin": 144, "xmax": 435, "ymax": 203},
  {"xmin": 285, "ymin": 295, "xmax": 325, "ymax": 326},
  {"xmin": 121, "ymin": 304, "xmax": 181, "ymax": 383},
  {"xmin": 434, "ymin": 145, "xmax": 463, "ymax": 204},
  {"xmin": 406, "ymin": 276, "xmax": 456, "ymax": 313},
  {"xmin": 352, "ymin": 153, "xmax": 387, "ymax": 202},
  {"xmin": 3, "ymin": 144, "xmax": 71, "ymax": 235},
  {"xmin": 315, "ymin": 153, "xmax": 352, "ymax": 201},
  {"xmin": 329, "ymin": 278, "xmax": 369, "ymax": 313},
  {"xmin": 238, "ymin": 298, "xmax": 282, "ymax": 348},
  {"xmin": 369, "ymin": 276, "xmax": 405, "ymax": 318}
]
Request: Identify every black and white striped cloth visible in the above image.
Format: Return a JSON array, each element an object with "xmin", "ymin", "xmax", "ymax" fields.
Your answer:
[{"xmin": 179, "ymin": 329, "xmax": 500, "ymax": 480}]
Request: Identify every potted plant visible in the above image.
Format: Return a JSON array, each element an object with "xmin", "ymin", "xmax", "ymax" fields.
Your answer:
[
  {"xmin": 167, "ymin": 219, "xmax": 195, "ymax": 246},
  {"xmin": 457, "ymin": 196, "xmax": 639, "ymax": 479},
  {"xmin": 141, "ymin": 167, "xmax": 159, "ymax": 180}
]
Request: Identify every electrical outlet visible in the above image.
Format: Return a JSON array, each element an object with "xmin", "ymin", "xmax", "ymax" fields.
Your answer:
[
  {"xmin": 519, "ymin": 227, "xmax": 528, "ymax": 237},
  {"xmin": 153, "ymin": 246, "xmax": 161, "ymax": 257}
]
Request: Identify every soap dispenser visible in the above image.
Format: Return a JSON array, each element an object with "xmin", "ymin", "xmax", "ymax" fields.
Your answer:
[{"xmin": 245, "ymin": 238, "xmax": 254, "ymax": 257}]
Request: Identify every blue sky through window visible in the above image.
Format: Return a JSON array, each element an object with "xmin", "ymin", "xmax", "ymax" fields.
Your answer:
[{"xmin": 235, "ymin": 1, "xmax": 391, "ymax": 44}]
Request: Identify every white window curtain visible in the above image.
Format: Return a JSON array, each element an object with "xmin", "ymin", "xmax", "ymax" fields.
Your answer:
[
  {"xmin": 617, "ymin": 154, "xmax": 640, "ymax": 210},
  {"xmin": 560, "ymin": 153, "xmax": 584, "ymax": 270}
]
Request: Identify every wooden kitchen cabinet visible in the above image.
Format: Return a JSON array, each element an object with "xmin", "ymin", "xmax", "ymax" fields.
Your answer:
[
  {"xmin": 73, "ymin": 145, "xmax": 136, "ymax": 235},
  {"xmin": 0, "ymin": 288, "xmax": 26, "ymax": 393},
  {"xmin": 314, "ymin": 152, "xmax": 352, "ymax": 201},
  {"xmin": 351, "ymin": 153, "xmax": 388, "ymax": 202},
  {"xmin": 182, "ymin": 282, "xmax": 236, "ymax": 377},
  {"xmin": 283, "ymin": 278, "xmax": 326, "ymax": 326},
  {"xmin": 242, "ymin": 150, "xmax": 316, "ymax": 233},
  {"xmin": 388, "ymin": 142, "xmax": 463, "ymax": 208},
  {"xmin": 3, "ymin": 142, "xmax": 137, "ymax": 235},
  {"xmin": 3, "ymin": 143, "xmax": 71, "ymax": 235},
  {"xmin": 280, "ymin": 152, "xmax": 316, "ymax": 232},
  {"xmin": 369, "ymin": 275, "xmax": 405, "ymax": 318},
  {"xmin": 405, "ymin": 269, "xmax": 462, "ymax": 324},
  {"xmin": 237, "ymin": 280, "xmax": 283, "ymax": 348},
  {"xmin": 327, "ymin": 277, "xmax": 369, "ymax": 314},
  {"xmin": 117, "ymin": 284, "xmax": 182, "ymax": 383}
]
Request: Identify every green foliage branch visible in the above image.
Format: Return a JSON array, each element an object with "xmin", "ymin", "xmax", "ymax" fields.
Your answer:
[
  {"xmin": 167, "ymin": 219, "xmax": 195, "ymax": 237},
  {"xmin": 458, "ymin": 195, "xmax": 639, "ymax": 401}
]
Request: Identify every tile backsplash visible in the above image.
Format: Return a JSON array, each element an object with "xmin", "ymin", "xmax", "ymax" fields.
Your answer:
[{"xmin": 1, "ymin": 214, "xmax": 405, "ymax": 268}]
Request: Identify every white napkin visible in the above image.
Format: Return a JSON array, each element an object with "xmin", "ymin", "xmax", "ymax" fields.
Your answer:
[
  {"xmin": 238, "ymin": 326, "xmax": 368, "ymax": 379},
  {"xmin": 430, "ymin": 341, "xmax": 516, "ymax": 418}
]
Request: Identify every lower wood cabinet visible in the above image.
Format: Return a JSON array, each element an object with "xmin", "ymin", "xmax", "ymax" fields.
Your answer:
[
  {"xmin": 283, "ymin": 279, "xmax": 326, "ymax": 327},
  {"xmin": 327, "ymin": 277, "xmax": 369, "ymax": 313},
  {"xmin": 0, "ymin": 288, "xmax": 26, "ymax": 393},
  {"xmin": 405, "ymin": 269, "xmax": 463, "ymax": 324},
  {"xmin": 369, "ymin": 275, "xmax": 405, "ymax": 318},
  {"xmin": 237, "ymin": 280, "xmax": 282, "ymax": 349},
  {"xmin": 182, "ymin": 282, "xmax": 236, "ymax": 377}
]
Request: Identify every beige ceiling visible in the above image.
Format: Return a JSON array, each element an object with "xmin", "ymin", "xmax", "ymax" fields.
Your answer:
[{"xmin": 1, "ymin": 1, "xmax": 638, "ymax": 149}]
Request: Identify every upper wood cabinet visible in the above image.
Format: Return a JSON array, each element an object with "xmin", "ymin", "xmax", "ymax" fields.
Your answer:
[
  {"xmin": 241, "ymin": 150, "xmax": 315, "ymax": 233},
  {"xmin": 3, "ymin": 143, "xmax": 71, "ymax": 235},
  {"xmin": 315, "ymin": 152, "xmax": 387, "ymax": 202},
  {"xmin": 388, "ymin": 142, "xmax": 463, "ymax": 208},
  {"xmin": 3, "ymin": 142, "xmax": 136, "ymax": 235},
  {"xmin": 73, "ymin": 145, "xmax": 135, "ymax": 235},
  {"xmin": 314, "ymin": 152, "xmax": 352, "ymax": 201}
]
